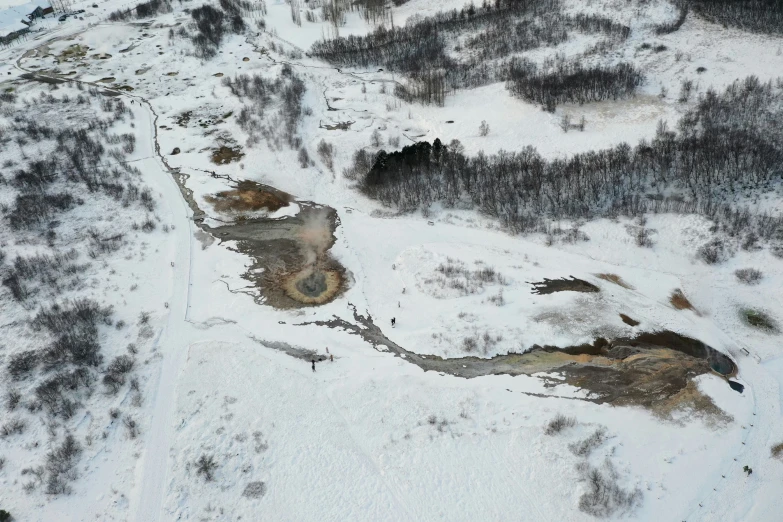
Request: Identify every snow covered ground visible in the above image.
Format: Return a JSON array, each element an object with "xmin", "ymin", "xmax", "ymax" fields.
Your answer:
[{"xmin": 1, "ymin": 0, "xmax": 783, "ymax": 520}]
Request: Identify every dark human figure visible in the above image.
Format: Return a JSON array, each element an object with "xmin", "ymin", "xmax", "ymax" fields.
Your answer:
[
  {"xmin": 330, "ymin": 354, "xmax": 334, "ymax": 362},
  {"xmin": 391, "ymin": 317, "xmax": 396, "ymax": 327},
  {"xmin": 311, "ymin": 360, "xmax": 315, "ymax": 372}
]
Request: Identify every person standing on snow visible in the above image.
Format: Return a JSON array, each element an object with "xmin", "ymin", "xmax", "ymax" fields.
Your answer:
[
  {"xmin": 391, "ymin": 317, "xmax": 396, "ymax": 327},
  {"xmin": 311, "ymin": 360, "xmax": 315, "ymax": 372}
]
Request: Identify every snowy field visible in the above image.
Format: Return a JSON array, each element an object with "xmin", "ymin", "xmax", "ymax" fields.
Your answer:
[{"xmin": 1, "ymin": 0, "xmax": 783, "ymax": 520}]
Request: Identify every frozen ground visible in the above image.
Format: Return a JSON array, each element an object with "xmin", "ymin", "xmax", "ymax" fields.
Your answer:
[{"xmin": 1, "ymin": 0, "xmax": 783, "ymax": 520}]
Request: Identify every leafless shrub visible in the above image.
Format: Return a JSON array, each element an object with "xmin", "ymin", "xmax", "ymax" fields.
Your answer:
[
  {"xmin": 298, "ymin": 146, "xmax": 311, "ymax": 168},
  {"xmin": 317, "ymin": 140, "xmax": 334, "ymax": 171},
  {"xmin": 635, "ymin": 227, "xmax": 653, "ymax": 247},
  {"xmin": 123, "ymin": 416, "xmax": 139, "ymax": 439},
  {"xmin": 243, "ymin": 481, "xmax": 267, "ymax": 498},
  {"xmin": 577, "ymin": 460, "xmax": 642, "ymax": 517},
  {"xmin": 735, "ymin": 268, "xmax": 762, "ymax": 285},
  {"xmin": 462, "ymin": 336, "xmax": 478, "ymax": 352},
  {"xmin": 772, "ymin": 442, "xmax": 783, "ymax": 459},
  {"xmin": 697, "ymin": 238, "xmax": 729, "ymax": 264},
  {"xmin": 545, "ymin": 413, "xmax": 577, "ymax": 435},
  {"xmin": 8, "ymin": 351, "xmax": 39, "ymax": 380},
  {"xmin": 678, "ymin": 79, "xmax": 694, "ymax": 103},
  {"xmin": 487, "ymin": 289, "xmax": 505, "ymax": 306},
  {"xmin": 6, "ymin": 390, "xmax": 22, "ymax": 411},
  {"xmin": 1, "ymin": 418, "xmax": 26, "ymax": 438},
  {"xmin": 196, "ymin": 454, "xmax": 218, "ymax": 481},
  {"xmin": 569, "ymin": 427, "xmax": 608, "ymax": 456},
  {"xmin": 45, "ymin": 434, "xmax": 82, "ymax": 495}
]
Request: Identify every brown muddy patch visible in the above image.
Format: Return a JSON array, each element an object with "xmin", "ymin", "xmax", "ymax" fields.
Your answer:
[
  {"xmin": 619, "ymin": 313, "xmax": 639, "ymax": 326},
  {"xmin": 211, "ymin": 145, "xmax": 244, "ymax": 164},
  {"xmin": 57, "ymin": 44, "xmax": 89, "ymax": 62},
  {"xmin": 596, "ymin": 273, "xmax": 634, "ymax": 290},
  {"xmin": 670, "ymin": 289, "xmax": 695, "ymax": 311},
  {"xmin": 531, "ymin": 276, "xmax": 599, "ymax": 295},
  {"xmin": 205, "ymin": 180, "xmax": 291, "ymax": 215}
]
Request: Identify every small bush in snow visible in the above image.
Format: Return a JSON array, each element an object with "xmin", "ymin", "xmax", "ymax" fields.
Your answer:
[
  {"xmin": 123, "ymin": 416, "xmax": 139, "ymax": 439},
  {"xmin": 6, "ymin": 390, "xmax": 21, "ymax": 411},
  {"xmin": 7, "ymin": 351, "xmax": 38, "ymax": 380},
  {"xmin": 0, "ymin": 419, "xmax": 26, "ymax": 438},
  {"xmin": 298, "ymin": 146, "xmax": 311, "ymax": 169},
  {"xmin": 45, "ymin": 434, "xmax": 82, "ymax": 495},
  {"xmin": 735, "ymin": 268, "xmax": 762, "ymax": 285},
  {"xmin": 0, "ymin": 509, "xmax": 12, "ymax": 522},
  {"xmin": 544, "ymin": 414, "xmax": 577, "ymax": 435},
  {"xmin": 569, "ymin": 427, "xmax": 608, "ymax": 457},
  {"xmin": 479, "ymin": 120, "xmax": 490, "ymax": 136},
  {"xmin": 242, "ymin": 481, "xmax": 267, "ymax": 498},
  {"xmin": 635, "ymin": 227, "xmax": 653, "ymax": 248},
  {"xmin": 196, "ymin": 454, "xmax": 218, "ymax": 482},
  {"xmin": 697, "ymin": 238, "xmax": 728, "ymax": 264},
  {"xmin": 317, "ymin": 140, "xmax": 334, "ymax": 172},
  {"xmin": 577, "ymin": 460, "xmax": 642, "ymax": 517}
]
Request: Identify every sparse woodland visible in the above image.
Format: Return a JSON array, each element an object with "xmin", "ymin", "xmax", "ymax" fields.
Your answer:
[
  {"xmin": 0, "ymin": 87, "xmax": 157, "ymax": 496},
  {"xmin": 311, "ymin": 0, "xmax": 636, "ymax": 107}
]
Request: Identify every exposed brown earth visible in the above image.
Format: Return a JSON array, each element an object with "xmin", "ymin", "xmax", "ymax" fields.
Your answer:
[
  {"xmin": 619, "ymin": 313, "xmax": 640, "ymax": 326},
  {"xmin": 205, "ymin": 180, "xmax": 291, "ymax": 215},
  {"xmin": 670, "ymin": 289, "xmax": 695, "ymax": 311},
  {"xmin": 595, "ymin": 273, "xmax": 634, "ymax": 289}
]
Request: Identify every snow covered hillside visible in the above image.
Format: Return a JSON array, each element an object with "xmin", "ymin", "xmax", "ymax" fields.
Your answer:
[{"xmin": 1, "ymin": 0, "xmax": 783, "ymax": 520}]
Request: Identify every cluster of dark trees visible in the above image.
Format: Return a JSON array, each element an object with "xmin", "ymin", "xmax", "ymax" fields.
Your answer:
[
  {"xmin": 310, "ymin": 0, "xmax": 632, "ymax": 105},
  {"xmin": 466, "ymin": 12, "xmax": 629, "ymax": 62},
  {"xmin": 224, "ymin": 65, "xmax": 306, "ymax": 150},
  {"xmin": 190, "ymin": 0, "xmax": 246, "ymax": 59},
  {"xmin": 690, "ymin": 0, "xmax": 783, "ymax": 35},
  {"xmin": 352, "ymin": 77, "xmax": 783, "ymax": 242},
  {"xmin": 507, "ymin": 59, "xmax": 644, "ymax": 111},
  {"xmin": 108, "ymin": 0, "xmax": 172, "ymax": 21}
]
